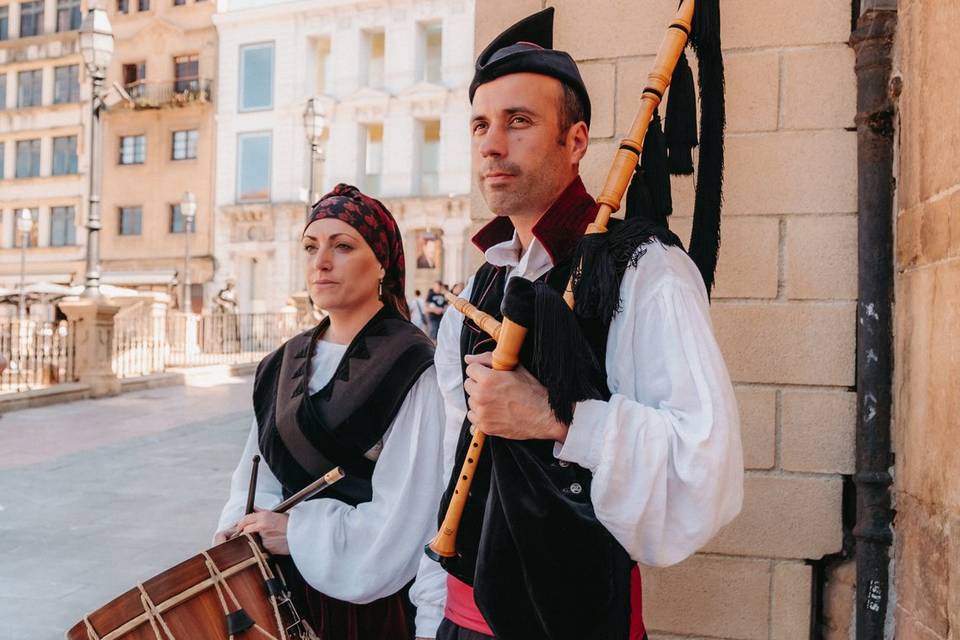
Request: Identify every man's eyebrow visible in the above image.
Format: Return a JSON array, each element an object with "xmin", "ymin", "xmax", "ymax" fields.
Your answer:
[
  {"xmin": 471, "ymin": 106, "xmax": 540, "ymax": 123},
  {"xmin": 503, "ymin": 106, "xmax": 539, "ymax": 117}
]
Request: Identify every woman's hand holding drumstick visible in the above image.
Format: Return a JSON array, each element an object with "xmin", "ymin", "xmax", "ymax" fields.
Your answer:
[{"xmin": 214, "ymin": 462, "xmax": 345, "ymax": 555}]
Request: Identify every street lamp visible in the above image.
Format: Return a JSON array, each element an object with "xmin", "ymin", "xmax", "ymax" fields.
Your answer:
[
  {"xmin": 16, "ymin": 210, "xmax": 34, "ymax": 320},
  {"xmin": 180, "ymin": 191, "xmax": 197, "ymax": 313},
  {"xmin": 302, "ymin": 97, "xmax": 327, "ymax": 216},
  {"xmin": 78, "ymin": 3, "xmax": 114, "ymax": 299}
]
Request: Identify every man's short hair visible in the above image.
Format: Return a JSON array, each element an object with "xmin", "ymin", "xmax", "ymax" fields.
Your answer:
[{"xmin": 558, "ymin": 82, "xmax": 588, "ymax": 134}]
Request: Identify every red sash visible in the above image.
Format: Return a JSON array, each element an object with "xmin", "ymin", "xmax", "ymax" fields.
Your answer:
[{"xmin": 444, "ymin": 566, "xmax": 646, "ymax": 638}]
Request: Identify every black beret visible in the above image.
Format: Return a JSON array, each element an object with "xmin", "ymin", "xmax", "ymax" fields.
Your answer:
[{"xmin": 469, "ymin": 8, "xmax": 591, "ymax": 127}]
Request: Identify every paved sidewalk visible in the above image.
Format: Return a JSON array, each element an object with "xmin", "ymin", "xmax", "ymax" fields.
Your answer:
[{"xmin": 0, "ymin": 375, "xmax": 255, "ymax": 640}]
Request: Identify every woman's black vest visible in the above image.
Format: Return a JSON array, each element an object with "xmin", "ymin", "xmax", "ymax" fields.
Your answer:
[
  {"xmin": 437, "ymin": 259, "xmax": 634, "ymax": 640},
  {"xmin": 252, "ymin": 305, "xmax": 434, "ymax": 507}
]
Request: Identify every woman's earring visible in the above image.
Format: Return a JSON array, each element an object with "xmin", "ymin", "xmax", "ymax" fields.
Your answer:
[{"xmin": 378, "ymin": 279, "xmax": 383, "ymax": 299}]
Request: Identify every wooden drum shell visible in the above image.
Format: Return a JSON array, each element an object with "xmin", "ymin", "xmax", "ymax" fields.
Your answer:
[{"xmin": 67, "ymin": 534, "xmax": 305, "ymax": 640}]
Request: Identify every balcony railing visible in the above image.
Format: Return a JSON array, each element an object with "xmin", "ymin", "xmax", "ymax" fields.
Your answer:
[{"xmin": 123, "ymin": 79, "xmax": 213, "ymax": 109}]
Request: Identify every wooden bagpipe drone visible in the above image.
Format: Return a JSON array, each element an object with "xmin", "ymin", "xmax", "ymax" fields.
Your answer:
[{"xmin": 425, "ymin": 0, "xmax": 725, "ymax": 638}]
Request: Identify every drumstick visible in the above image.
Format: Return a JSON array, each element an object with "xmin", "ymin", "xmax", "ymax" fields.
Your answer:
[
  {"xmin": 272, "ymin": 467, "xmax": 345, "ymax": 514},
  {"xmin": 228, "ymin": 467, "xmax": 345, "ymax": 541},
  {"xmin": 244, "ymin": 455, "xmax": 260, "ymax": 516}
]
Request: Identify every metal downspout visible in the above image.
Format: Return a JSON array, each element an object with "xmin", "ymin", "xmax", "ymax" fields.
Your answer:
[{"xmin": 849, "ymin": 3, "xmax": 897, "ymax": 638}]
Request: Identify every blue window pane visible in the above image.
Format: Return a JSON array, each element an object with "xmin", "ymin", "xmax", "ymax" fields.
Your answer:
[
  {"xmin": 238, "ymin": 133, "xmax": 271, "ymax": 201},
  {"xmin": 240, "ymin": 44, "xmax": 273, "ymax": 111}
]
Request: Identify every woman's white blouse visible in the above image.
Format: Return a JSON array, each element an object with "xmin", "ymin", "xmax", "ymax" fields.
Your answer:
[{"xmin": 217, "ymin": 339, "xmax": 447, "ymax": 636}]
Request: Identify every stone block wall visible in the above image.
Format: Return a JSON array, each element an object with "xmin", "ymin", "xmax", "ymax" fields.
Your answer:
[
  {"xmin": 893, "ymin": 1, "xmax": 960, "ymax": 639},
  {"xmin": 473, "ymin": 1, "xmax": 859, "ymax": 637}
]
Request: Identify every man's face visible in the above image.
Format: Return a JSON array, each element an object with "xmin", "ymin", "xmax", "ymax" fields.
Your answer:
[{"xmin": 471, "ymin": 73, "xmax": 586, "ymax": 219}]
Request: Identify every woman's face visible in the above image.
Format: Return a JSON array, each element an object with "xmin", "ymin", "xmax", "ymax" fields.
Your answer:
[{"xmin": 302, "ymin": 218, "xmax": 384, "ymax": 313}]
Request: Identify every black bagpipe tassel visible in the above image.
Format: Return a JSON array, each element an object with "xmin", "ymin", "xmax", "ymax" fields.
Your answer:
[
  {"xmin": 665, "ymin": 51, "xmax": 698, "ymax": 176},
  {"xmin": 502, "ymin": 278, "xmax": 604, "ymax": 425},
  {"xmin": 640, "ymin": 112, "xmax": 673, "ymax": 225},
  {"xmin": 570, "ymin": 231, "xmax": 619, "ymax": 323},
  {"xmin": 686, "ymin": 0, "xmax": 725, "ymax": 296}
]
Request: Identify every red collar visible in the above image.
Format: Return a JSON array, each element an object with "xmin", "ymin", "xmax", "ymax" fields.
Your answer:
[{"xmin": 471, "ymin": 177, "xmax": 598, "ymax": 264}]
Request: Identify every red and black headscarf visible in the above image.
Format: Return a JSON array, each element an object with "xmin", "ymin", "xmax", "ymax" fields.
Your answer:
[{"xmin": 306, "ymin": 184, "xmax": 407, "ymax": 316}]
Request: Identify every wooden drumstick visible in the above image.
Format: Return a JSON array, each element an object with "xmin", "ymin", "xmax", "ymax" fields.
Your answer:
[
  {"xmin": 229, "ymin": 467, "xmax": 345, "ymax": 540},
  {"xmin": 244, "ymin": 455, "xmax": 260, "ymax": 516},
  {"xmin": 272, "ymin": 467, "xmax": 345, "ymax": 514}
]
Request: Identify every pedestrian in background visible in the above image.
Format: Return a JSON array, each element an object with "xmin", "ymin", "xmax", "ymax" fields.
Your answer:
[
  {"xmin": 425, "ymin": 280, "xmax": 448, "ymax": 340},
  {"xmin": 409, "ymin": 289, "xmax": 429, "ymax": 334}
]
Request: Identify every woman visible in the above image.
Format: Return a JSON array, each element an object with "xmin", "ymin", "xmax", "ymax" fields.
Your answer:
[{"xmin": 215, "ymin": 185, "xmax": 446, "ymax": 639}]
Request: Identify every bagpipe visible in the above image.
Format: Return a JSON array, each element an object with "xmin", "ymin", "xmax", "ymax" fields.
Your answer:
[{"xmin": 426, "ymin": 0, "xmax": 725, "ymax": 638}]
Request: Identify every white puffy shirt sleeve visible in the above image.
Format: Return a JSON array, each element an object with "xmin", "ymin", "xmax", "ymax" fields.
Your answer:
[
  {"xmin": 285, "ymin": 365, "xmax": 446, "ymax": 611},
  {"xmin": 556, "ymin": 244, "xmax": 744, "ymax": 567}
]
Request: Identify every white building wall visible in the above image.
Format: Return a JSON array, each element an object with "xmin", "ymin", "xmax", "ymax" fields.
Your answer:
[{"xmin": 214, "ymin": 0, "xmax": 475, "ymax": 312}]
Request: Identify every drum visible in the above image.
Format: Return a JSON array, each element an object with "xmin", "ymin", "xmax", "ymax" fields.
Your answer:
[{"xmin": 66, "ymin": 534, "xmax": 317, "ymax": 640}]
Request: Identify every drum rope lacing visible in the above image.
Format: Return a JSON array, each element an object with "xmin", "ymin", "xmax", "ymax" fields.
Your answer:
[
  {"xmin": 201, "ymin": 548, "xmax": 281, "ymax": 640},
  {"xmin": 246, "ymin": 536, "xmax": 290, "ymax": 640},
  {"xmin": 137, "ymin": 584, "xmax": 176, "ymax": 640},
  {"xmin": 80, "ymin": 535, "xmax": 293, "ymax": 640}
]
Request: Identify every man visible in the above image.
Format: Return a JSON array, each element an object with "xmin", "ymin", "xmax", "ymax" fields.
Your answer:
[
  {"xmin": 412, "ymin": 7, "xmax": 741, "ymax": 640},
  {"xmin": 424, "ymin": 280, "xmax": 448, "ymax": 339}
]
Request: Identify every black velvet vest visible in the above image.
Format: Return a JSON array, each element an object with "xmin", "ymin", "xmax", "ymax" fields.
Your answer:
[
  {"xmin": 253, "ymin": 305, "xmax": 434, "ymax": 507},
  {"xmin": 437, "ymin": 259, "xmax": 633, "ymax": 640}
]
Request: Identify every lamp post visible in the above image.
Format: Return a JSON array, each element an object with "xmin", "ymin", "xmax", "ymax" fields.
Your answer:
[
  {"xmin": 180, "ymin": 191, "xmax": 197, "ymax": 313},
  {"xmin": 16, "ymin": 210, "xmax": 34, "ymax": 320},
  {"xmin": 78, "ymin": 3, "xmax": 114, "ymax": 299},
  {"xmin": 302, "ymin": 97, "xmax": 327, "ymax": 218}
]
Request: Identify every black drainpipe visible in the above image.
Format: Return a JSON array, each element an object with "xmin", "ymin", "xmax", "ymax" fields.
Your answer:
[{"xmin": 849, "ymin": 3, "xmax": 897, "ymax": 639}]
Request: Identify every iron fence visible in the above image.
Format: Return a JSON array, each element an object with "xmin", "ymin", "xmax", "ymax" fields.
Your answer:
[
  {"xmin": 164, "ymin": 312, "xmax": 300, "ymax": 368},
  {"xmin": 113, "ymin": 311, "xmax": 167, "ymax": 379},
  {"xmin": 0, "ymin": 319, "xmax": 77, "ymax": 393}
]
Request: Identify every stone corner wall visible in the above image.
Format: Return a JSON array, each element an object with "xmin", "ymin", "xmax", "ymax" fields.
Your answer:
[
  {"xmin": 471, "ymin": 1, "xmax": 860, "ymax": 638},
  {"xmin": 893, "ymin": 1, "xmax": 960, "ymax": 639}
]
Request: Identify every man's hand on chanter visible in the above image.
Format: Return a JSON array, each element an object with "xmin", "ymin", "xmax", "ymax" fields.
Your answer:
[{"xmin": 464, "ymin": 351, "xmax": 568, "ymax": 444}]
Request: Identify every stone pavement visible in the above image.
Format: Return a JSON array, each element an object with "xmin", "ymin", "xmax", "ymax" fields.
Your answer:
[{"xmin": 0, "ymin": 375, "xmax": 255, "ymax": 640}]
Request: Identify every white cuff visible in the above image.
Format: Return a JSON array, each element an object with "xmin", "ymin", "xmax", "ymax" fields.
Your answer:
[
  {"xmin": 555, "ymin": 399, "xmax": 609, "ymax": 471},
  {"xmin": 414, "ymin": 602, "xmax": 445, "ymax": 638}
]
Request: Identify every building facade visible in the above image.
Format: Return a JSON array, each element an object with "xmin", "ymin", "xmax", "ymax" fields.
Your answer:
[
  {"xmin": 0, "ymin": 0, "xmax": 88, "ymax": 306},
  {"xmin": 213, "ymin": 0, "xmax": 474, "ymax": 313},
  {"xmin": 99, "ymin": 0, "xmax": 217, "ymax": 311}
]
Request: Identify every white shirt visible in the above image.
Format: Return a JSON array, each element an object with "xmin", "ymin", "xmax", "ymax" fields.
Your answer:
[
  {"xmin": 217, "ymin": 338, "xmax": 448, "ymax": 636},
  {"xmin": 412, "ymin": 233, "xmax": 743, "ymax": 631}
]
